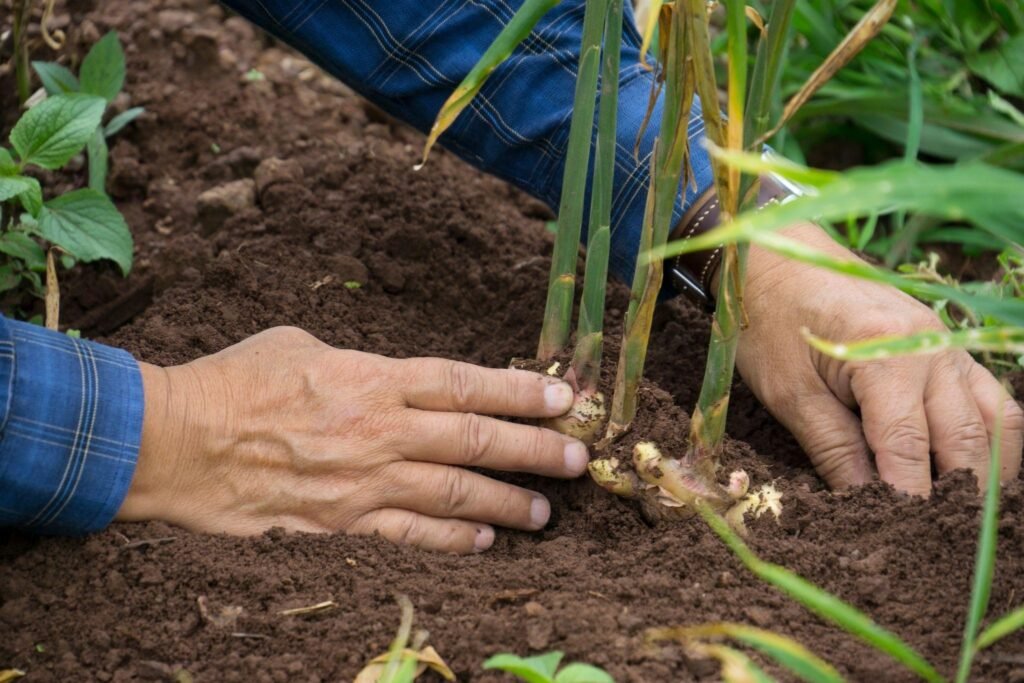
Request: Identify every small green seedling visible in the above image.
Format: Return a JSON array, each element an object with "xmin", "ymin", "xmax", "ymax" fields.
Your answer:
[
  {"xmin": 1, "ymin": 91, "xmax": 133, "ymax": 326},
  {"xmin": 32, "ymin": 31, "xmax": 145, "ymax": 194},
  {"xmin": 483, "ymin": 651, "xmax": 613, "ymax": 683}
]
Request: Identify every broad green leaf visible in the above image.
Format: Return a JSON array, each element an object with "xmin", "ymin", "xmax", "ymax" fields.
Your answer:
[
  {"xmin": 87, "ymin": 127, "xmax": 109, "ymax": 193},
  {"xmin": 0, "ymin": 176, "xmax": 35, "ymax": 203},
  {"xmin": 554, "ymin": 662, "xmax": 614, "ymax": 683},
  {"xmin": 80, "ymin": 31, "xmax": 126, "ymax": 102},
  {"xmin": 0, "ymin": 265, "xmax": 23, "ymax": 294},
  {"xmin": 18, "ymin": 176, "xmax": 43, "ymax": 218},
  {"xmin": 966, "ymin": 34, "xmax": 1024, "ymax": 97},
  {"xmin": 484, "ymin": 652, "xmax": 564, "ymax": 683},
  {"xmin": 0, "ymin": 148, "xmax": 18, "ymax": 175},
  {"xmin": 0, "ymin": 232, "xmax": 46, "ymax": 270},
  {"xmin": 104, "ymin": 106, "xmax": 145, "ymax": 137},
  {"xmin": 804, "ymin": 327, "xmax": 1024, "ymax": 361},
  {"xmin": 977, "ymin": 606, "xmax": 1024, "ymax": 651},
  {"xmin": 9, "ymin": 94, "xmax": 106, "ymax": 170},
  {"xmin": 417, "ymin": 0, "xmax": 561, "ymax": 168},
  {"xmin": 36, "ymin": 189, "xmax": 132, "ymax": 275},
  {"xmin": 32, "ymin": 61, "xmax": 80, "ymax": 95},
  {"xmin": 649, "ymin": 624, "xmax": 842, "ymax": 683},
  {"xmin": 697, "ymin": 504, "xmax": 943, "ymax": 683},
  {"xmin": 955, "ymin": 417, "xmax": 1003, "ymax": 683}
]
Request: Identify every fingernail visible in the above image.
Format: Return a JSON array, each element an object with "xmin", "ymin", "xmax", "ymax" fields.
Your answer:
[
  {"xmin": 474, "ymin": 526, "xmax": 495, "ymax": 553},
  {"xmin": 564, "ymin": 441, "xmax": 589, "ymax": 476},
  {"xmin": 529, "ymin": 497, "xmax": 551, "ymax": 529},
  {"xmin": 544, "ymin": 381, "xmax": 574, "ymax": 413}
]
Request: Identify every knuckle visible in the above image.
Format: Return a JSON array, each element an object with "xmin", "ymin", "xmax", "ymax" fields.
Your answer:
[
  {"xmin": 439, "ymin": 468, "xmax": 472, "ymax": 514},
  {"xmin": 264, "ymin": 326, "xmax": 316, "ymax": 346},
  {"xmin": 391, "ymin": 514, "xmax": 425, "ymax": 547},
  {"xmin": 1003, "ymin": 399, "xmax": 1024, "ymax": 434},
  {"xmin": 445, "ymin": 362, "xmax": 482, "ymax": 412},
  {"xmin": 458, "ymin": 413, "xmax": 492, "ymax": 465},
  {"xmin": 878, "ymin": 419, "xmax": 930, "ymax": 461},
  {"xmin": 944, "ymin": 419, "xmax": 989, "ymax": 455}
]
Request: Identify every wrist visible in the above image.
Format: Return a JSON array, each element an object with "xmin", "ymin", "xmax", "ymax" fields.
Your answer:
[{"xmin": 117, "ymin": 362, "xmax": 210, "ymax": 524}]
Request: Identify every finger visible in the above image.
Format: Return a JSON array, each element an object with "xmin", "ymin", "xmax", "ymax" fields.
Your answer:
[
  {"xmin": 966, "ymin": 361, "xmax": 1024, "ymax": 481},
  {"xmin": 399, "ymin": 358, "xmax": 573, "ymax": 417},
  {"xmin": 782, "ymin": 392, "xmax": 873, "ymax": 489},
  {"xmin": 399, "ymin": 410, "xmax": 589, "ymax": 478},
  {"xmin": 924, "ymin": 358, "xmax": 989, "ymax": 484},
  {"xmin": 382, "ymin": 462, "xmax": 550, "ymax": 531},
  {"xmin": 851, "ymin": 363, "xmax": 932, "ymax": 497},
  {"xmin": 351, "ymin": 508, "xmax": 495, "ymax": 554}
]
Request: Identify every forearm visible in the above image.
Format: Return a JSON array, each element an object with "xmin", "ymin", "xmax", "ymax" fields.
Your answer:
[{"xmin": 218, "ymin": 0, "xmax": 716, "ymax": 287}]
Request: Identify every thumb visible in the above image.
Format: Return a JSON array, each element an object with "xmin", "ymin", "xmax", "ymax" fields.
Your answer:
[{"xmin": 780, "ymin": 393, "xmax": 874, "ymax": 489}]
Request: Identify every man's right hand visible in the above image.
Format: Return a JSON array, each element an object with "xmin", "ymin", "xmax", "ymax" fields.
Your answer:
[{"xmin": 116, "ymin": 327, "xmax": 589, "ymax": 554}]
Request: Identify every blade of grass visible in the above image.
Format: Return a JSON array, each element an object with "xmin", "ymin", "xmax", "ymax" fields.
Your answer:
[
  {"xmin": 955, "ymin": 414, "xmax": 1004, "ymax": 683},
  {"xmin": 416, "ymin": 0, "xmax": 561, "ymax": 168},
  {"xmin": 573, "ymin": 0, "xmax": 623, "ymax": 391},
  {"xmin": 649, "ymin": 623, "xmax": 844, "ymax": 683},
  {"xmin": 756, "ymin": 0, "xmax": 898, "ymax": 145},
  {"xmin": 697, "ymin": 503, "xmax": 944, "ymax": 683},
  {"xmin": 537, "ymin": 0, "xmax": 610, "ymax": 360},
  {"xmin": 976, "ymin": 606, "xmax": 1024, "ymax": 651},
  {"xmin": 803, "ymin": 326, "xmax": 1024, "ymax": 361}
]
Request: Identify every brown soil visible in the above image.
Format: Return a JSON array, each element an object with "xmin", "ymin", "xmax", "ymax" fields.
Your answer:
[{"xmin": 3, "ymin": 1, "xmax": 1024, "ymax": 681}]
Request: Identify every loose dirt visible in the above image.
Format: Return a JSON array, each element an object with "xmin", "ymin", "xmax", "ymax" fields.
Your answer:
[{"xmin": 2, "ymin": 1, "xmax": 1023, "ymax": 681}]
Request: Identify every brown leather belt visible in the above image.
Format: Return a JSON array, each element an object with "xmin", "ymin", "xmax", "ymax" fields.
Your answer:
[{"xmin": 667, "ymin": 175, "xmax": 790, "ymax": 311}]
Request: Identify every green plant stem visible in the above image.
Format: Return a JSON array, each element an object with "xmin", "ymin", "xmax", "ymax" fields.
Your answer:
[
  {"xmin": 13, "ymin": 0, "xmax": 32, "ymax": 105},
  {"xmin": 685, "ymin": 0, "xmax": 742, "ymax": 458},
  {"xmin": 573, "ymin": 0, "xmax": 623, "ymax": 392},
  {"xmin": 955, "ymin": 416, "xmax": 1003, "ymax": 683},
  {"xmin": 607, "ymin": 2, "xmax": 690, "ymax": 437},
  {"xmin": 537, "ymin": 0, "xmax": 608, "ymax": 361}
]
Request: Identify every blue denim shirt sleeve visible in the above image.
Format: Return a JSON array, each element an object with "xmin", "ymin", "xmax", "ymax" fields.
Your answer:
[
  {"xmin": 0, "ymin": 317, "xmax": 144, "ymax": 535},
  {"xmin": 219, "ymin": 0, "xmax": 715, "ymax": 287}
]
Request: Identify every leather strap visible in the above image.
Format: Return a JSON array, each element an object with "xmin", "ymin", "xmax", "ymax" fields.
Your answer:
[{"xmin": 668, "ymin": 175, "xmax": 790, "ymax": 311}]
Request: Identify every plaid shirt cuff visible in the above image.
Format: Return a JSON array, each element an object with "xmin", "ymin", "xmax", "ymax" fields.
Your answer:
[{"xmin": 0, "ymin": 317, "xmax": 144, "ymax": 535}]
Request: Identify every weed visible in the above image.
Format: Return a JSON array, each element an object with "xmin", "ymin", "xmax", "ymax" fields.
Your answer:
[{"xmin": 484, "ymin": 650, "xmax": 614, "ymax": 683}]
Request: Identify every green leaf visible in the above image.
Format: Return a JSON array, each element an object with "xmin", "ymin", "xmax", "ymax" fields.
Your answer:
[
  {"xmin": 0, "ymin": 265, "xmax": 23, "ymax": 294},
  {"xmin": 955, "ymin": 417, "xmax": 1004, "ymax": 683},
  {"xmin": 9, "ymin": 94, "xmax": 107, "ymax": 170},
  {"xmin": 649, "ymin": 624, "xmax": 842, "ymax": 683},
  {"xmin": 696, "ymin": 504, "xmax": 943, "ymax": 683},
  {"xmin": 484, "ymin": 652, "xmax": 564, "ymax": 683},
  {"xmin": 804, "ymin": 327, "xmax": 1024, "ymax": 361},
  {"xmin": 31, "ymin": 61, "xmax": 80, "ymax": 95},
  {"xmin": 79, "ymin": 31, "xmax": 125, "ymax": 102},
  {"xmin": 18, "ymin": 176, "xmax": 43, "ymax": 218},
  {"xmin": 36, "ymin": 189, "xmax": 133, "ymax": 275},
  {"xmin": 0, "ymin": 232, "xmax": 45, "ymax": 270},
  {"xmin": 87, "ymin": 127, "xmax": 109, "ymax": 193},
  {"xmin": 554, "ymin": 663, "xmax": 614, "ymax": 683},
  {"xmin": 104, "ymin": 106, "xmax": 144, "ymax": 137},
  {"xmin": 0, "ymin": 148, "xmax": 18, "ymax": 175},
  {"xmin": 977, "ymin": 606, "xmax": 1024, "ymax": 651},
  {"xmin": 688, "ymin": 644, "xmax": 778, "ymax": 683},
  {"xmin": 0, "ymin": 176, "xmax": 35, "ymax": 203},
  {"xmin": 966, "ymin": 34, "xmax": 1024, "ymax": 97}
]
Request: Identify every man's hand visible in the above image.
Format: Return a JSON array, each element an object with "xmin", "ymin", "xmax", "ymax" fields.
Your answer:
[
  {"xmin": 735, "ymin": 223, "xmax": 1023, "ymax": 495},
  {"xmin": 116, "ymin": 327, "xmax": 589, "ymax": 553}
]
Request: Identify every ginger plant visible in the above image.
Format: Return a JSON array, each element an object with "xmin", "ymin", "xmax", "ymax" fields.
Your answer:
[{"xmin": 418, "ymin": 0, "xmax": 897, "ymax": 525}]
